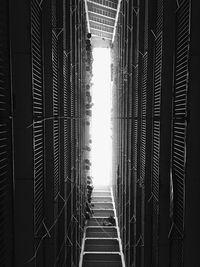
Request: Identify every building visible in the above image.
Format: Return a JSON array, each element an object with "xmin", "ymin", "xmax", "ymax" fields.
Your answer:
[{"xmin": 0, "ymin": 0, "xmax": 200, "ymax": 266}]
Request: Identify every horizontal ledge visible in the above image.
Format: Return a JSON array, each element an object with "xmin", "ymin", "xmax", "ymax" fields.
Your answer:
[
  {"xmin": 91, "ymin": 210, "xmax": 114, "ymax": 212},
  {"xmin": 91, "ymin": 209, "xmax": 114, "ymax": 210},
  {"xmin": 83, "ymin": 252, "xmax": 121, "ymax": 255},
  {"xmin": 93, "ymin": 191, "xmax": 111, "ymax": 192},
  {"xmin": 92, "ymin": 196, "xmax": 112, "ymax": 197},
  {"xmin": 90, "ymin": 25, "xmax": 113, "ymax": 34},
  {"xmin": 85, "ymin": 237, "xmax": 119, "ymax": 240},
  {"xmin": 91, "ymin": 217, "xmax": 115, "ymax": 220},
  {"xmin": 87, "ymin": 0, "xmax": 117, "ymax": 12},
  {"xmin": 86, "ymin": 226, "xmax": 117, "ymax": 229},
  {"xmin": 89, "ymin": 19, "xmax": 114, "ymax": 28},
  {"xmin": 88, "ymin": 10, "xmax": 115, "ymax": 20},
  {"xmin": 92, "ymin": 201, "xmax": 113, "ymax": 203}
]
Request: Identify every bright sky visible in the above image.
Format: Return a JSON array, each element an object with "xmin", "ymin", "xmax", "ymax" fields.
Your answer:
[{"xmin": 91, "ymin": 48, "xmax": 112, "ymax": 186}]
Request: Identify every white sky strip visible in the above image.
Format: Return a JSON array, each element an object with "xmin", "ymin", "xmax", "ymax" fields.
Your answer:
[{"xmin": 91, "ymin": 48, "xmax": 112, "ymax": 186}]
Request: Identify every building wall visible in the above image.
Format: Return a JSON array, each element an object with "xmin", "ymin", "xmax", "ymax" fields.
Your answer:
[
  {"xmin": 1, "ymin": 0, "xmax": 200, "ymax": 266},
  {"xmin": 111, "ymin": 0, "xmax": 200, "ymax": 267},
  {"xmin": 0, "ymin": 1, "xmax": 14, "ymax": 266},
  {"xmin": 0, "ymin": 0, "xmax": 87, "ymax": 266}
]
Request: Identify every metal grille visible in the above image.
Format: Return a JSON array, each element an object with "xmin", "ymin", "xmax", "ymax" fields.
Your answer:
[
  {"xmin": 152, "ymin": 121, "xmax": 160, "ymax": 199},
  {"xmin": 142, "ymin": 54, "xmax": 147, "ymax": 118},
  {"xmin": 171, "ymin": 0, "xmax": 191, "ymax": 265},
  {"xmin": 172, "ymin": 0, "xmax": 191, "ymax": 234},
  {"xmin": 172, "ymin": 122, "xmax": 186, "ymax": 232},
  {"xmin": 31, "ymin": 0, "xmax": 44, "ymax": 235},
  {"xmin": 174, "ymin": 0, "xmax": 190, "ymax": 119},
  {"xmin": 52, "ymin": 33, "xmax": 59, "ymax": 116},
  {"xmin": 133, "ymin": 120, "xmax": 138, "ymax": 175},
  {"xmin": 54, "ymin": 120, "xmax": 59, "ymax": 197},
  {"xmin": 140, "ymin": 54, "xmax": 148, "ymax": 186},
  {"xmin": 151, "ymin": 1, "xmax": 163, "ymax": 263},
  {"xmin": 52, "ymin": 4, "xmax": 59, "ymax": 198},
  {"xmin": 89, "ymin": 14, "xmax": 115, "ymax": 27},
  {"xmin": 63, "ymin": 52, "xmax": 71, "ymax": 179},
  {"xmin": 63, "ymin": 51, "xmax": 72, "ymax": 262},
  {"xmin": 153, "ymin": 34, "xmax": 162, "ymax": 117},
  {"xmin": 90, "ymin": 22, "xmax": 113, "ymax": 33},
  {"xmin": 152, "ymin": 32, "xmax": 162, "ymax": 201},
  {"xmin": 87, "ymin": 2, "xmax": 116, "ymax": 18},
  {"xmin": 133, "ymin": 66, "xmax": 139, "ymax": 117},
  {"xmin": 152, "ymin": 119, "xmax": 160, "ymax": 267},
  {"xmin": 88, "ymin": 0, "xmax": 117, "ymax": 10},
  {"xmin": 31, "ymin": 1, "xmax": 43, "ymax": 117},
  {"xmin": 33, "ymin": 121, "xmax": 44, "ymax": 233}
]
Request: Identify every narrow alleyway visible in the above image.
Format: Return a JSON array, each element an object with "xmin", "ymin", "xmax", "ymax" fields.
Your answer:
[{"xmin": 1, "ymin": 0, "xmax": 200, "ymax": 266}]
